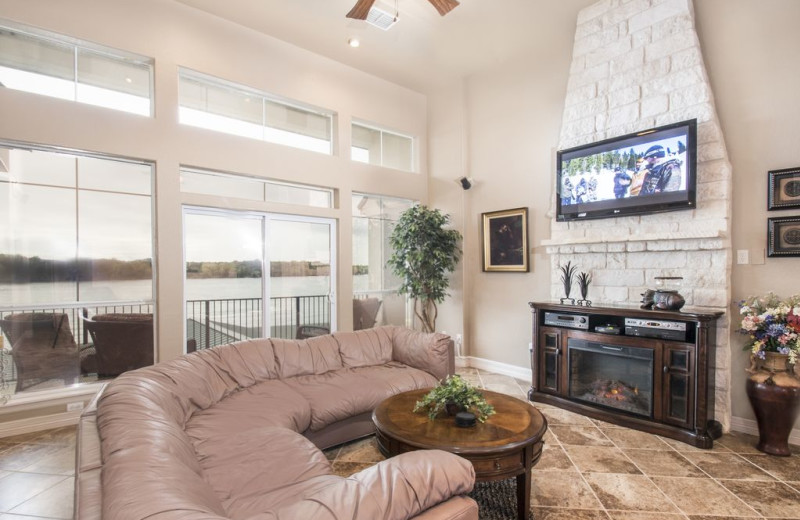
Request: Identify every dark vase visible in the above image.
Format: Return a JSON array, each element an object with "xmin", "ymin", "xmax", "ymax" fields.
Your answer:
[{"xmin": 746, "ymin": 377, "xmax": 800, "ymax": 456}]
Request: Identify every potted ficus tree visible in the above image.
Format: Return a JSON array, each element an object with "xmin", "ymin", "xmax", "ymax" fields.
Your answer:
[{"xmin": 388, "ymin": 205, "xmax": 461, "ymax": 333}]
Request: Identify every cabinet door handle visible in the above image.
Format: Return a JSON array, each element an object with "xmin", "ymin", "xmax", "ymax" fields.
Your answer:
[
  {"xmin": 555, "ymin": 347, "xmax": 561, "ymax": 356},
  {"xmin": 663, "ymin": 365, "xmax": 670, "ymax": 374}
]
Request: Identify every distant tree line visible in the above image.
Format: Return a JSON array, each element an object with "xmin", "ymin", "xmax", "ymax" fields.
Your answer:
[
  {"xmin": 0, "ymin": 254, "xmax": 152, "ymax": 283},
  {"xmin": 0, "ymin": 255, "xmax": 331, "ymax": 283}
]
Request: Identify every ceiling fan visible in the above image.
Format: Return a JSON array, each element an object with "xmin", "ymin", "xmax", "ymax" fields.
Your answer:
[{"xmin": 346, "ymin": 0, "xmax": 460, "ymax": 19}]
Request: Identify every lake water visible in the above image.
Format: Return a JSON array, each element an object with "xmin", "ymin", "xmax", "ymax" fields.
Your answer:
[{"xmin": 0, "ymin": 275, "xmax": 370, "ymax": 307}]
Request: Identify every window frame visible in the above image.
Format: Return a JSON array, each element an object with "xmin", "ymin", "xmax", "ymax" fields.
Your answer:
[{"xmin": 350, "ymin": 120, "xmax": 417, "ymax": 173}]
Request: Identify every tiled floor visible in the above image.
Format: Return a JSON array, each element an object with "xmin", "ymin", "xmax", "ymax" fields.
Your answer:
[{"xmin": 1, "ymin": 368, "xmax": 799, "ymax": 519}]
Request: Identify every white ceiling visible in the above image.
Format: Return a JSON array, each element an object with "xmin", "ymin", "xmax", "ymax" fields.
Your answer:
[{"xmin": 173, "ymin": 0, "xmax": 596, "ymax": 93}]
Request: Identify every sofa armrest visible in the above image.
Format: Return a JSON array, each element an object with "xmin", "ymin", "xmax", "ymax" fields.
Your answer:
[
  {"xmin": 249, "ymin": 450, "xmax": 475, "ymax": 520},
  {"xmin": 391, "ymin": 328, "xmax": 454, "ymax": 381}
]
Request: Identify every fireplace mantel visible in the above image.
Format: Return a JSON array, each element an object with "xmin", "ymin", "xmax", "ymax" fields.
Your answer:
[{"xmin": 528, "ymin": 301, "xmax": 724, "ymax": 448}]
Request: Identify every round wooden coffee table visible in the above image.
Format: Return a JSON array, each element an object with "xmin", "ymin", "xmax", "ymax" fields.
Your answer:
[{"xmin": 372, "ymin": 388, "xmax": 547, "ymax": 520}]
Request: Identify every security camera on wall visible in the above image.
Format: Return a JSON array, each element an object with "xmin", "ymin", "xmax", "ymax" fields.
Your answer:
[{"xmin": 456, "ymin": 176, "xmax": 474, "ymax": 190}]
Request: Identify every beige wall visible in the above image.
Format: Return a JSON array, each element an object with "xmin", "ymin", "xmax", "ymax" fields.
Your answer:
[
  {"xmin": 0, "ymin": 0, "xmax": 429, "ymax": 423},
  {"xmin": 695, "ymin": 0, "xmax": 800, "ymax": 426}
]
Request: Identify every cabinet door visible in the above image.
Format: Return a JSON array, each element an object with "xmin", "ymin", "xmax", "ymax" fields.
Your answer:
[
  {"xmin": 662, "ymin": 344, "xmax": 695, "ymax": 429},
  {"xmin": 539, "ymin": 328, "xmax": 562, "ymax": 394}
]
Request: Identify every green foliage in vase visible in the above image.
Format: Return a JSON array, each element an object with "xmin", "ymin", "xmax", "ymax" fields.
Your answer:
[
  {"xmin": 388, "ymin": 205, "xmax": 462, "ymax": 333},
  {"xmin": 413, "ymin": 374, "xmax": 495, "ymax": 422}
]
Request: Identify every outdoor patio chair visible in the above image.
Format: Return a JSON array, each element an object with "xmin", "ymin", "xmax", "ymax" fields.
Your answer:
[
  {"xmin": 353, "ymin": 297, "xmax": 382, "ymax": 330},
  {"xmin": 81, "ymin": 313, "xmax": 154, "ymax": 378},
  {"xmin": 0, "ymin": 312, "xmax": 80, "ymax": 392}
]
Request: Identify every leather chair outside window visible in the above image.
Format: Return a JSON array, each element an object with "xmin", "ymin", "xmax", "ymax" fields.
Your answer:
[
  {"xmin": 82, "ymin": 313, "xmax": 154, "ymax": 378},
  {"xmin": 0, "ymin": 312, "xmax": 80, "ymax": 392},
  {"xmin": 353, "ymin": 297, "xmax": 382, "ymax": 331}
]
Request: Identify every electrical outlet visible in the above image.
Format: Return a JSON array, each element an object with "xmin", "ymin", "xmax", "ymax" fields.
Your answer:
[
  {"xmin": 67, "ymin": 401, "xmax": 84, "ymax": 412},
  {"xmin": 736, "ymin": 249, "xmax": 749, "ymax": 264}
]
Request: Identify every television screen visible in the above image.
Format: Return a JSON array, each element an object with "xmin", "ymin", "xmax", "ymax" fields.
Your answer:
[{"xmin": 556, "ymin": 119, "xmax": 697, "ymax": 221}]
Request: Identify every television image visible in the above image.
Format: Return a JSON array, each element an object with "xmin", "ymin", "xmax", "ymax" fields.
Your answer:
[{"xmin": 556, "ymin": 119, "xmax": 697, "ymax": 221}]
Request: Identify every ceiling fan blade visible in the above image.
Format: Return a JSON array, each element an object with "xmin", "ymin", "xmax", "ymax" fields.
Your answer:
[
  {"xmin": 427, "ymin": 0, "xmax": 460, "ymax": 16},
  {"xmin": 346, "ymin": 0, "xmax": 378, "ymax": 20}
]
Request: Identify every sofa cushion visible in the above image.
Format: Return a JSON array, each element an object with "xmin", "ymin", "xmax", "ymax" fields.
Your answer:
[
  {"xmin": 333, "ymin": 327, "xmax": 394, "ymax": 368},
  {"xmin": 197, "ymin": 426, "xmax": 331, "ymax": 507},
  {"xmin": 392, "ymin": 328, "xmax": 452, "ymax": 381},
  {"xmin": 272, "ymin": 334, "xmax": 343, "ymax": 378},
  {"xmin": 284, "ymin": 364, "xmax": 437, "ymax": 432},
  {"xmin": 186, "ymin": 379, "xmax": 311, "ymax": 446}
]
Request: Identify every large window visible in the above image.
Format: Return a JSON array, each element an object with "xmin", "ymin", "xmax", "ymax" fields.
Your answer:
[
  {"xmin": 0, "ymin": 145, "xmax": 154, "ymax": 396},
  {"xmin": 351, "ymin": 122, "xmax": 415, "ymax": 172},
  {"xmin": 352, "ymin": 193, "xmax": 415, "ymax": 329},
  {"xmin": 184, "ymin": 208, "xmax": 336, "ymax": 350},
  {"xmin": 179, "ymin": 69, "xmax": 334, "ymax": 155},
  {"xmin": 0, "ymin": 21, "xmax": 153, "ymax": 116},
  {"xmin": 180, "ymin": 168, "xmax": 333, "ymax": 208}
]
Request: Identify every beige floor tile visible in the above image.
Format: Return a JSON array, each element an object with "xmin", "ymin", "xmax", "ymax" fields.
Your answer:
[
  {"xmin": 607, "ymin": 513, "xmax": 687, "ymax": 520},
  {"xmin": 533, "ymin": 444, "xmax": 575, "ymax": 472},
  {"xmin": 20, "ymin": 446, "xmax": 75, "ymax": 476},
  {"xmin": 334, "ymin": 436, "xmax": 385, "ymax": 464},
  {"xmin": 602, "ymin": 428, "xmax": 672, "ymax": 450},
  {"xmin": 9, "ymin": 476, "xmax": 74, "ymax": 519},
  {"xmin": 584, "ymin": 473, "xmax": 679, "ymax": 513},
  {"xmin": 686, "ymin": 517, "xmax": 758, "ymax": 520},
  {"xmin": 740, "ymin": 453, "xmax": 800, "ymax": 481},
  {"xmin": 531, "ymin": 507, "xmax": 611, "ymax": 520},
  {"xmin": 650, "ymin": 477, "xmax": 758, "ymax": 517},
  {"xmin": 540, "ymin": 407, "xmax": 597, "ymax": 427},
  {"xmin": 623, "ymin": 449, "xmax": 706, "ymax": 478},
  {"xmin": 549, "ymin": 425, "xmax": 613, "ymax": 447},
  {"xmin": 713, "ymin": 431, "xmax": 763, "ymax": 454},
  {"xmin": 0, "ymin": 472, "xmax": 66, "ymax": 511},
  {"xmin": 543, "ymin": 428, "xmax": 560, "ymax": 446},
  {"xmin": 484, "ymin": 383, "xmax": 527, "ymax": 397},
  {"xmin": 564, "ymin": 445, "xmax": 641, "ymax": 475},
  {"xmin": 658, "ymin": 437, "xmax": 731, "ymax": 453},
  {"xmin": 530, "ymin": 469, "xmax": 603, "ymax": 509},
  {"xmin": 0, "ymin": 443, "xmax": 66, "ymax": 471},
  {"xmin": 719, "ymin": 479, "xmax": 800, "ymax": 518},
  {"xmin": 680, "ymin": 452, "xmax": 775, "ymax": 481},
  {"xmin": 322, "ymin": 445, "xmax": 341, "ymax": 461}
]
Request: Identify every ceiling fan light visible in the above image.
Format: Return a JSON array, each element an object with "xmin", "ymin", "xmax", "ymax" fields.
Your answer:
[{"xmin": 348, "ymin": 38, "xmax": 360, "ymax": 48}]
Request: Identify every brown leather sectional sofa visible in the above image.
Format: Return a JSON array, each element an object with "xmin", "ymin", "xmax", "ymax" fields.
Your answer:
[{"xmin": 75, "ymin": 326, "xmax": 479, "ymax": 519}]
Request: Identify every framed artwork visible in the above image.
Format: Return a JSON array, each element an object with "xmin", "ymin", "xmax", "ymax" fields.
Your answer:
[
  {"xmin": 481, "ymin": 207, "xmax": 529, "ymax": 272},
  {"xmin": 767, "ymin": 216, "xmax": 800, "ymax": 257},
  {"xmin": 768, "ymin": 167, "xmax": 800, "ymax": 210}
]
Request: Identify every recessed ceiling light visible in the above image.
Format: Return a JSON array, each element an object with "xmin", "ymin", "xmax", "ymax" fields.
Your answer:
[
  {"xmin": 124, "ymin": 77, "xmax": 133, "ymax": 83},
  {"xmin": 348, "ymin": 38, "xmax": 360, "ymax": 48}
]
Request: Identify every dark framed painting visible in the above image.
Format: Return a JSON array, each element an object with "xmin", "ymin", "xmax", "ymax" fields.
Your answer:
[
  {"xmin": 768, "ymin": 167, "xmax": 800, "ymax": 210},
  {"xmin": 767, "ymin": 216, "xmax": 800, "ymax": 257},
  {"xmin": 481, "ymin": 207, "xmax": 529, "ymax": 272}
]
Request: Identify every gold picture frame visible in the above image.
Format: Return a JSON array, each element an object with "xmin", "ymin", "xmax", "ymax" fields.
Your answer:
[{"xmin": 481, "ymin": 208, "xmax": 529, "ymax": 272}]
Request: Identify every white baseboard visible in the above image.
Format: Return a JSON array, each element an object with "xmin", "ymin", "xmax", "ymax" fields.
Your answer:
[
  {"xmin": 730, "ymin": 416, "xmax": 800, "ymax": 446},
  {"xmin": 0, "ymin": 411, "xmax": 80, "ymax": 439},
  {"xmin": 457, "ymin": 356, "xmax": 532, "ymax": 383}
]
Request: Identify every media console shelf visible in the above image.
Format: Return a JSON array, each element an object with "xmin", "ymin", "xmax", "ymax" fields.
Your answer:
[{"xmin": 528, "ymin": 301, "xmax": 723, "ymax": 448}]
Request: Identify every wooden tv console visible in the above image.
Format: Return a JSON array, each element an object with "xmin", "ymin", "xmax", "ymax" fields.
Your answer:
[{"xmin": 528, "ymin": 301, "xmax": 723, "ymax": 448}]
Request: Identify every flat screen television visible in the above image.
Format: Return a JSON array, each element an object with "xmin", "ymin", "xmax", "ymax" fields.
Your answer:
[{"xmin": 556, "ymin": 119, "xmax": 697, "ymax": 222}]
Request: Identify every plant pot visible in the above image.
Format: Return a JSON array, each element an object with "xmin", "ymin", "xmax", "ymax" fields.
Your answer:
[
  {"xmin": 746, "ymin": 373, "xmax": 800, "ymax": 456},
  {"xmin": 445, "ymin": 402, "xmax": 462, "ymax": 416},
  {"xmin": 763, "ymin": 352, "xmax": 790, "ymax": 372}
]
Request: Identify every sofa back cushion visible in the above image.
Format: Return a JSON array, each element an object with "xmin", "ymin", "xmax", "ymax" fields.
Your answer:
[
  {"xmin": 392, "ymin": 328, "xmax": 452, "ymax": 381},
  {"xmin": 334, "ymin": 327, "xmax": 394, "ymax": 368},
  {"xmin": 272, "ymin": 334, "xmax": 343, "ymax": 378}
]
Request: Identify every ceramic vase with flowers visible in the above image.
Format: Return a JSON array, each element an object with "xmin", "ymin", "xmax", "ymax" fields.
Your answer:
[{"xmin": 738, "ymin": 293, "xmax": 800, "ymax": 456}]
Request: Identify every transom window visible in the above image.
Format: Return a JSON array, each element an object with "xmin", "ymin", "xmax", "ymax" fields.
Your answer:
[
  {"xmin": 351, "ymin": 121, "xmax": 415, "ymax": 173},
  {"xmin": 179, "ymin": 69, "xmax": 334, "ymax": 155},
  {"xmin": 180, "ymin": 168, "xmax": 333, "ymax": 209},
  {"xmin": 0, "ymin": 20, "xmax": 153, "ymax": 116}
]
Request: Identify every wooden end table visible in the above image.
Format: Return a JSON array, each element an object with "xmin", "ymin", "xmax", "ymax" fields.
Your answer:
[{"xmin": 372, "ymin": 388, "xmax": 547, "ymax": 520}]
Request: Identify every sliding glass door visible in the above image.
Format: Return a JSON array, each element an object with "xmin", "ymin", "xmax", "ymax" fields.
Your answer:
[{"xmin": 183, "ymin": 208, "xmax": 335, "ymax": 350}]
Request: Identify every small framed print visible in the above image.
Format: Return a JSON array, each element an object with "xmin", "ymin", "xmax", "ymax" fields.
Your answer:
[
  {"xmin": 481, "ymin": 207, "xmax": 529, "ymax": 272},
  {"xmin": 767, "ymin": 216, "xmax": 800, "ymax": 257},
  {"xmin": 768, "ymin": 167, "xmax": 800, "ymax": 210}
]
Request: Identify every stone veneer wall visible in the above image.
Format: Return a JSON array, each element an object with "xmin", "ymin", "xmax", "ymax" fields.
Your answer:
[{"xmin": 548, "ymin": 0, "xmax": 732, "ymax": 429}]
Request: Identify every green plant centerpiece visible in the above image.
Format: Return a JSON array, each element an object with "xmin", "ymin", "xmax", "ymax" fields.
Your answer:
[
  {"xmin": 413, "ymin": 374, "xmax": 495, "ymax": 422},
  {"xmin": 388, "ymin": 205, "xmax": 462, "ymax": 333}
]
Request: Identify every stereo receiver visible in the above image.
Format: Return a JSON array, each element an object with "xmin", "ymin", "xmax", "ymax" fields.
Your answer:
[{"xmin": 543, "ymin": 312, "xmax": 589, "ymax": 330}]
